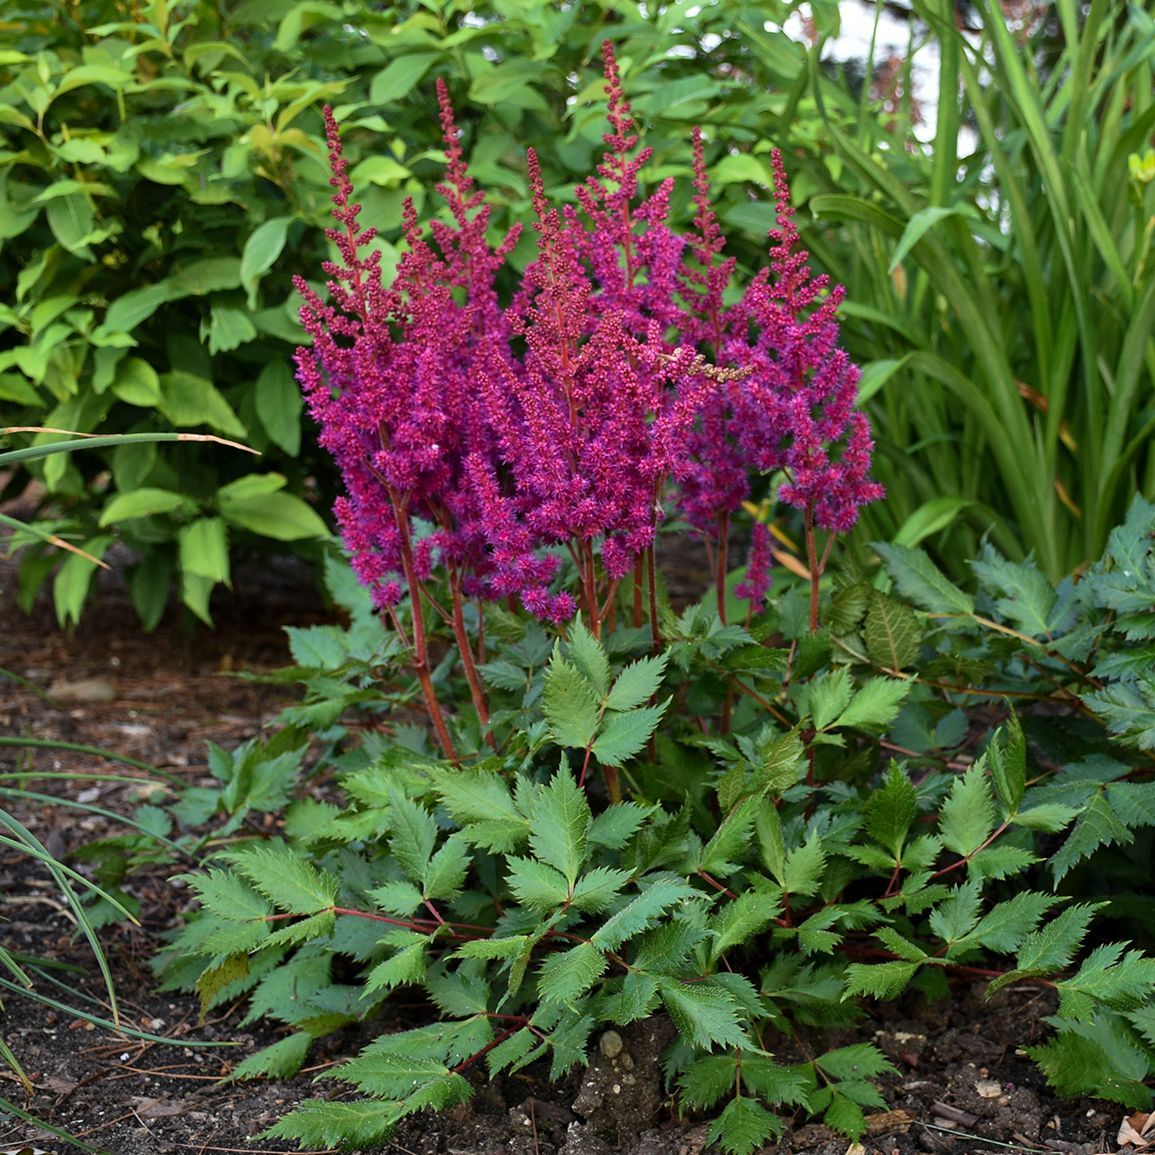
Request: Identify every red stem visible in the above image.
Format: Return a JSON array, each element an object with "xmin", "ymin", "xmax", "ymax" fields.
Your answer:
[
  {"xmin": 450, "ymin": 569, "xmax": 497, "ymax": 752},
  {"xmin": 716, "ymin": 511, "xmax": 729, "ymax": 624},
  {"xmin": 391, "ymin": 492, "xmax": 458, "ymax": 762},
  {"xmin": 646, "ymin": 544, "xmax": 661, "ymax": 653},
  {"xmin": 804, "ymin": 505, "xmax": 821, "ymax": 633}
]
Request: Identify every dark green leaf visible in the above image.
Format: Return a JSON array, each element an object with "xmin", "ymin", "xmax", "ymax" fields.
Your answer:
[
  {"xmin": 873, "ymin": 542, "xmax": 974, "ymax": 614},
  {"xmin": 864, "ymin": 593, "xmax": 923, "ymax": 670},
  {"xmin": 537, "ymin": 943, "xmax": 607, "ymax": 1006},
  {"xmin": 658, "ymin": 978, "xmax": 751, "ymax": 1050},
  {"xmin": 706, "ymin": 1096, "xmax": 783, "ymax": 1155},
  {"xmin": 528, "ymin": 767, "xmax": 590, "ymax": 886},
  {"xmin": 592, "ymin": 700, "xmax": 669, "ymax": 767},
  {"xmin": 864, "ymin": 762, "xmax": 918, "ymax": 859}
]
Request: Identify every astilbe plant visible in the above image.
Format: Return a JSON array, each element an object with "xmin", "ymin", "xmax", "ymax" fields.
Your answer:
[{"xmin": 294, "ymin": 43, "xmax": 882, "ymax": 761}]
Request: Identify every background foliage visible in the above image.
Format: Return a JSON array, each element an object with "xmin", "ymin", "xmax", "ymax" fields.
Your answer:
[{"xmin": 1, "ymin": 0, "xmax": 1152, "ymax": 604}]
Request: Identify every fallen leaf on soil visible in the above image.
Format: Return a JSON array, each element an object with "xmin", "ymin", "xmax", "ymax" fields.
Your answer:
[
  {"xmin": 1, "ymin": 1147, "xmax": 51, "ymax": 1155},
  {"xmin": 130, "ymin": 1096, "xmax": 186, "ymax": 1118},
  {"xmin": 48, "ymin": 677, "xmax": 117, "ymax": 702},
  {"xmin": 865, "ymin": 1108, "xmax": 914, "ymax": 1132},
  {"xmin": 1118, "ymin": 1110, "xmax": 1155, "ymax": 1148}
]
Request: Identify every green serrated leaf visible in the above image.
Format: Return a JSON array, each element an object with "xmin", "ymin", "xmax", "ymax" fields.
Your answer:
[
  {"xmin": 591, "ymin": 879, "xmax": 698, "ymax": 952},
  {"xmin": 387, "ymin": 791, "xmax": 437, "ymax": 883},
  {"xmin": 225, "ymin": 844, "xmax": 338, "ymax": 914},
  {"xmin": 424, "ymin": 835, "xmax": 471, "ymax": 900},
  {"xmin": 659, "ymin": 978, "xmax": 751, "ymax": 1050},
  {"xmin": 938, "ymin": 763, "xmax": 995, "ymax": 858},
  {"xmin": 432, "ymin": 768, "xmax": 530, "ymax": 853},
  {"xmin": 589, "ymin": 802, "xmax": 649, "ymax": 849},
  {"xmin": 1051, "ymin": 793, "xmax": 1134, "ymax": 883},
  {"xmin": 570, "ymin": 866, "xmax": 634, "ymax": 913},
  {"xmin": 967, "ymin": 844, "xmax": 1038, "ymax": 881},
  {"xmin": 1011, "ymin": 802, "xmax": 1081, "ymax": 832},
  {"xmin": 708, "ymin": 889, "xmax": 782, "ymax": 965},
  {"xmin": 1026, "ymin": 1016, "xmax": 1153, "ymax": 1107},
  {"xmin": 226, "ymin": 1031, "xmax": 312, "ymax": 1081},
  {"xmin": 928, "ymin": 880, "xmax": 982, "ymax": 945},
  {"xmin": 988, "ymin": 903, "xmax": 1104, "ymax": 994},
  {"xmin": 865, "ymin": 762, "xmax": 918, "ymax": 859},
  {"xmin": 831, "ymin": 677, "xmax": 912, "ymax": 733},
  {"xmin": 363, "ymin": 939, "xmax": 428, "ymax": 993},
  {"xmin": 679, "ymin": 1054, "xmax": 736, "ymax": 1110},
  {"xmin": 758, "ymin": 729, "xmax": 806, "ymax": 793},
  {"xmin": 264, "ymin": 1100, "xmax": 401, "ymax": 1146},
  {"xmin": 263, "ymin": 910, "xmax": 337, "ymax": 951},
  {"xmin": 182, "ymin": 869, "xmax": 272, "ymax": 925},
  {"xmin": 1057, "ymin": 944, "xmax": 1155, "ymax": 1022},
  {"xmin": 543, "ymin": 647, "xmax": 600, "ymax": 749},
  {"xmin": 593, "ymin": 700, "xmax": 669, "ymax": 767},
  {"xmin": 195, "ymin": 953, "xmax": 249, "ymax": 1017},
  {"xmin": 815, "ymin": 1042, "xmax": 897, "ymax": 1081},
  {"xmin": 487, "ymin": 1027, "xmax": 542, "ymax": 1076},
  {"xmin": 958, "ymin": 891, "xmax": 1061, "ymax": 954},
  {"xmin": 537, "ymin": 943, "xmax": 608, "ymax": 1006},
  {"xmin": 843, "ymin": 960, "xmax": 922, "ymax": 1000},
  {"xmin": 529, "ymin": 767, "xmax": 590, "ymax": 886},
  {"xmin": 807, "ymin": 666, "xmax": 852, "ymax": 730},
  {"xmin": 453, "ymin": 935, "xmax": 530, "ymax": 962},
  {"xmin": 782, "ymin": 832, "xmax": 826, "ymax": 898},
  {"xmin": 567, "ymin": 615, "xmax": 610, "ymax": 696},
  {"xmin": 873, "ymin": 542, "xmax": 974, "ymax": 615},
  {"xmin": 820, "ymin": 1089, "xmax": 867, "ymax": 1138},
  {"xmin": 707, "ymin": 1095, "xmax": 784, "ymax": 1155},
  {"xmin": 701, "ymin": 794, "xmax": 760, "ymax": 875},
  {"xmin": 506, "ymin": 857, "xmax": 572, "ymax": 912},
  {"xmin": 604, "ymin": 652, "xmax": 669, "ymax": 711},
  {"xmin": 970, "ymin": 545, "xmax": 1056, "ymax": 637},
  {"xmin": 370, "ymin": 880, "xmax": 424, "ymax": 917},
  {"xmin": 614, "ymin": 970, "xmax": 661, "ymax": 1024},
  {"xmin": 1083, "ymin": 679, "xmax": 1155, "ymax": 750},
  {"xmin": 988, "ymin": 714, "xmax": 1026, "ymax": 816},
  {"xmin": 796, "ymin": 908, "xmax": 845, "ymax": 955},
  {"xmin": 864, "ymin": 593, "xmax": 922, "ymax": 669}
]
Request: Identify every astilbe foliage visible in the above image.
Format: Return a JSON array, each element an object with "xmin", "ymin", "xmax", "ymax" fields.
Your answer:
[{"xmin": 295, "ymin": 43, "xmax": 883, "ymax": 741}]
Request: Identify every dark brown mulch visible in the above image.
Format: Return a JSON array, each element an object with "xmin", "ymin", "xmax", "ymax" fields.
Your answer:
[{"xmin": 0, "ymin": 556, "xmax": 1130, "ymax": 1155}]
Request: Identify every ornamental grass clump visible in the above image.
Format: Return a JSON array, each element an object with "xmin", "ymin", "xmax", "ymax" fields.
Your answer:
[{"xmin": 294, "ymin": 43, "xmax": 882, "ymax": 759}]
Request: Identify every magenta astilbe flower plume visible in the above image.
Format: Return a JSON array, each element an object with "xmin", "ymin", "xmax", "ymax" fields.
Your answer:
[
  {"xmin": 675, "ymin": 144, "xmax": 883, "ymax": 539},
  {"xmin": 735, "ymin": 522, "xmax": 773, "ymax": 607},
  {"xmin": 489, "ymin": 153, "xmax": 716, "ymax": 591},
  {"xmin": 297, "ymin": 43, "xmax": 883, "ymax": 636},
  {"xmin": 294, "ymin": 100, "xmax": 517, "ymax": 610}
]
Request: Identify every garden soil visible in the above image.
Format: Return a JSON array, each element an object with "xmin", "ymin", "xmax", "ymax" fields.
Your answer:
[{"xmin": 0, "ymin": 553, "xmax": 1136, "ymax": 1155}]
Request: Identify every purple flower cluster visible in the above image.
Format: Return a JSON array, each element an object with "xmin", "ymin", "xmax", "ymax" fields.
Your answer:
[
  {"xmin": 677, "ymin": 141, "xmax": 884, "ymax": 539},
  {"xmin": 295, "ymin": 44, "xmax": 882, "ymax": 629}
]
